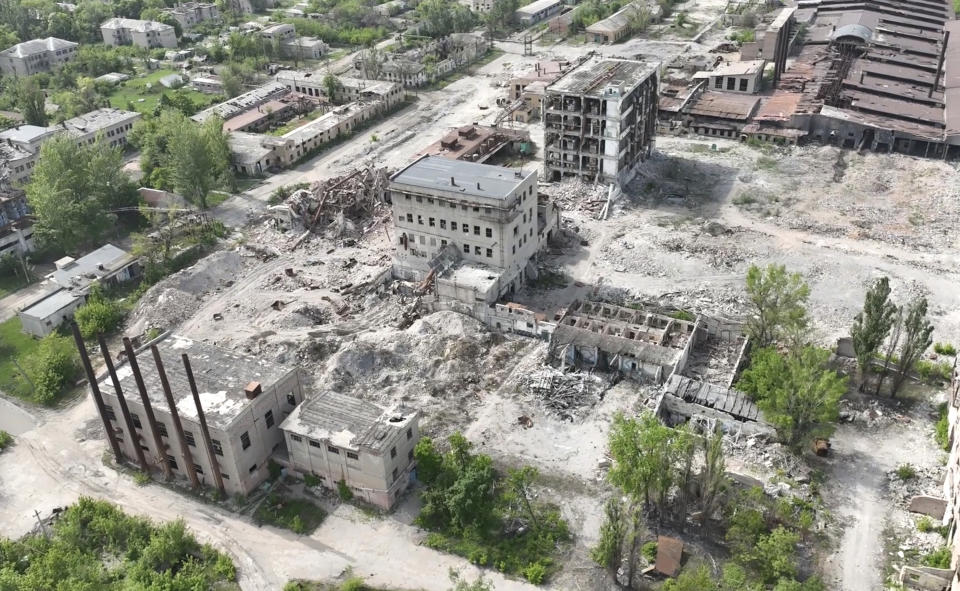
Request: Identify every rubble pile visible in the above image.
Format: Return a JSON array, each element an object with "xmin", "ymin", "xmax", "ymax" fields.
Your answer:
[
  {"xmin": 521, "ymin": 367, "xmax": 611, "ymax": 421},
  {"xmin": 286, "ymin": 165, "xmax": 391, "ymax": 238},
  {"xmin": 127, "ymin": 250, "xmax": 245, "ymax": 336},
  {"xmin": 885, "ymin": 465, "xmax": 945, "ymax": 506},
  {"xmin": 543, "ymin": 178, "xmax": 607, "ymax": 213}
]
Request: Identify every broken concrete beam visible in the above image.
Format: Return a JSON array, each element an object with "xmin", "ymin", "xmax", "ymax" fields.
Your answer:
[{"xmin": 908, "ymin": 496, "xmax": 947, "ymax": 520}]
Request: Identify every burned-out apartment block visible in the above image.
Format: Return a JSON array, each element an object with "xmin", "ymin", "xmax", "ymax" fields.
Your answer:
[
  {"xmin": 95, "ymin": 334, "xmax": 307, "ymax": 495},
  {"xmin": 544, "ymin": 58, "xmax": 659, "ymax": 185},
  {"xmin": 280, "ymin": 391, "xmax": 419, "ymax": 510}
]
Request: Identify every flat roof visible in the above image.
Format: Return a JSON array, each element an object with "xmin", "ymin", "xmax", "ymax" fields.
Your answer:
[
  {"xmin": 0, "ymin": 125, "xmax": 56, "ymax": 145},
  {"xmin": 711, "ymin": 59, "xmax": 765, "ymax": 77},
  {"xmin": 440, "ymin": 264, "xmax": 501, "ymax": 292},
  {"xmin": 686, "ymin": 91, "xmax": 760, "ymax": 120},
  {"xmin": 98, "ymin": 334, "xmax": 296, "ymax": 431},
  {"xmin": 20, "ymin": 288, "xmax": 79, "ymax": 319},
  {"xmin": 0, "ymin": 37, "xmax": 77, "ymax": 58},
  {"xmin": 390, "ymin": 156, "xmax": 534, "ymax": 200},
  {"xmin": 60, "ymin": 108, "xmax": 140, "ymax": 136},
  {"xmin": 192, "ymin": 81, "xmax": 288, "ymax": 122},
  {"xmin": 516, "ymin": 0, "xmax": 561, "ymax": 15},
  {"xmin": 546, "ymin": 57, "xmax": 658, "ymax": 97},
  {"xmin": 280, "ymin": 390, "xmax": 416, "ymax": 453},
  {"xmin": 49, "ymin": 243, "xmax": 136, "ymax": 289}
]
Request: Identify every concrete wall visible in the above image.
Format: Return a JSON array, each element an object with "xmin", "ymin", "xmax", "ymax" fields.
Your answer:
[
  {"xmin": 18, "ymin": 291, "xmax": 83, "ymax": 337},
  {"xmin": 0, "ymin": 43, "xmax": 78, "ymax": 76},
  {"xmin": 283, "ymin": 414, "xmax": 420, "ymax": 509}
]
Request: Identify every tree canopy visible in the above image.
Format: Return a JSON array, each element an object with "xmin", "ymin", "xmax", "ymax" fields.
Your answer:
[
  {"xmin": 850, "ymin": 276, "xmax": 896, "ymax": 384},
  {"xmin": 26, "ymin": 135, "xmax": 137, "ymax": 253},
  {"xmin": 744, "ymin": 264, "xmax": 810, "ymax": 348}
]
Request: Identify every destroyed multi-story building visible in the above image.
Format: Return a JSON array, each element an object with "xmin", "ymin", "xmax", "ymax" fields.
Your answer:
[
  {"xmin": 100, "ymin": 18, "xmax": 178, "ymax": 49},
  {"xmin": 280, "ymin": 392, "xmax": 420, "ymax": 510},
  {"xmin": 162, "ymin": 2, "xmax": 220, "ymax": 30},
  {"xmin": 544, "ymin": 58, "xmax": 659, "ymax": 185},
  {"xmin": 390, "ymin": 156, "xmax": 547, "ymax": 303},
  {"xmin": 416, "ymin": 124, "xmax": 531, "ymax": 163},
  {"xmin": 0, "ymin": 187, "xmax": 32, "ymax": 257},
  {"xmin": 93, "ymin": 334, "xmax": 307, "ymax": 496},
  {"xmin": 0, "ymin": 37, "xmax": 78, "ymax": 77}
]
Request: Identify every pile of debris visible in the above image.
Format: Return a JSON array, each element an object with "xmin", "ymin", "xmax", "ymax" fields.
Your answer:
[
  {"xmin": 886, "ymin": 465, "xmax": 945, "ymax": 506},
  {"xmin": 542, "ymin": 178, "xmax": 607, "ymax": 214},
  {"xmin": 286, "ymin": 166, "xmax": 390, "ymax": 239},
  {"xmin": 521, "ymin": 366, "xmax": 611, "ymax": 421}
]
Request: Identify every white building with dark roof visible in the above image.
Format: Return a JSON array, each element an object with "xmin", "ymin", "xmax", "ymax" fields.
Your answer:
[
  {"xmin": 0, "ymin": 37, "xmax": 78, "ymax": 76},
  {"xmin": 280, "ymin": 391, "xmax": 419, "ymax": 509},
  {"xmin": 101, "ymin": 18, "xmax": 178, "ymax": 49}
]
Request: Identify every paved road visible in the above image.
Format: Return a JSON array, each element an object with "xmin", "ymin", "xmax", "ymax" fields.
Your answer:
[
  {"xmin": 0, "ymin": 281, "xmax": 51, "ymax": 323},
  {"xmin": 0, "ymin": 396, "xmax": 37, "ymax": 435}
]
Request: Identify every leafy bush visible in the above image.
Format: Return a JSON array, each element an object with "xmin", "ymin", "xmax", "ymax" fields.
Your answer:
[
  {"xmin": 935, "ymin": 403, "xmax": 950, "ymax": 451},
  {"xmin": 0, "ymin": 430, "xmax": 12, "ymax": 451},
  {"xmin": 304, "ymin": 473, "xmax": 322, "ymax": 487},
  {"xmin": 671, "ymin": 310, "xmax": 695, "ymax": 322},
  {"xmin": 338, "ymin": 479, "xmax": 354, "ymax": 501},
  {"xmin": 916, "ymin": 359, "xmax": 952, "ymax": 384},
  {"xmin": 896, "ymin": 464, "xmax": 917, "ymax": 480},
  {"xmin": 75, "ymin": 290, "xmax": 126, "ymax": 338},
  {"xmin": 918, "ymin": 516, "xmax": 934, "ymax": 533},
  {"xmin": 20, "ymin": 333, "xmax": 80, "ymax": 404},
  {"xmin": 934, "ymin": 342, "xmax": 957, "ymax": 356},
  {"xmin": 922, "ymin": 546, "xmax": 952, "ymax": 568},
  {"xmin": 268, "ymin": 459, "xmax": 283, "ymax": 481},
  {"xmin": 523, "ymin": 562, "xmax": 547, "ymax": 584},
  {"xmin": 134, "ymin": 471, "xmax": 151, "ymax": 486},
  {"xmin": 641, "ymin": 540, "xmax": 658, "ymax": 561},
  {"xmin": 0, "ymin": 497, "xmax": 235, "ymax": 588},
  {"xmin": 254, "ymin": 493, "xmax": 326, "ymax": 534}
]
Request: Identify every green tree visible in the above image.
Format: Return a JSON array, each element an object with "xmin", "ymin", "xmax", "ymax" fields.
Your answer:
[
  {"xmin": 170, "ymin": 115, "xmax": 231, "ymax": 209},
  {"xmin": 322, "ymin": 72, "xmax": 341, "ymax": 101},
  {"xmin": 20, "ymin": 333, "xmax": 79, "ymax": 403},
  {"xmin": 17, "ymin": 77, "xmax": 48, "ymax": 126},
  {"xmin": 747, "ymin": 527, "xmax": 799, "ymax": 584},
  {"xmin": 63, "ymin": 76, "xmax": 108, "ymax": 117},
  {"xmin": 26, "ymin": 135, "xmax": 136, "ymax": 252},
  {"xmin": 739, "ymin": 347, "xmax": 846, "ymax": 446},
  {"xmin": 891, "ymin": 297, "xmax": 934, "ymax": 397},
  {"xmin": 663, "ymin": 566, "xmax": 718, "ymax": 591},
  {"xmin": 74, "ymin": 284, "xmax": 125, "ymax": 338},
  {"xmin": 590, "ymin": 497, "xmax": 626, "ymax": 572},
  {"xmin": 416, "ymin": 0, "xmax": 475, "ymax": 36},
  {"xmin": 699, "ymin": 427, "xmax": 727, "ymax": 526},
  {"xmin": 850, "ymin": 276, "xmax": 896, "ymax": 387},
  {"xmin": 744, "ymin": 264, "xmax": 810, "ymax": 348}
]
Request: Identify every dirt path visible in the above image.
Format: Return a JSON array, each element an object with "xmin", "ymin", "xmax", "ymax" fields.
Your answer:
[{"xmin": 0, "ymin": 394, "xmax": 542, "ymax": 591}]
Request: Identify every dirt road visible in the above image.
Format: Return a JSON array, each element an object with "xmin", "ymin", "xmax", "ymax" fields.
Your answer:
[{"xmin": 0, "ymin": 395, "xmax": 542, "ymax": 590}]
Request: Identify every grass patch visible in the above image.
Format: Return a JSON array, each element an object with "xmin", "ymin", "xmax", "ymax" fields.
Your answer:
[
  {"xmin": 254, "ymin": 493, "xmax": 326, "ymax": 534},
  {"xmin": 922, "ymin": 546, "xmax": 952, "ymax": 568},
  {"xmin": 671, "ymin": 309, "xmax": 695, "ymax": 321},
  {"xmin": 206, "ymin": 191, "xmax": 232, "ymax": 208},
  {"xmin": 934, "ymin": 342, "xmax": 957, "ymax": 356},
  {"xmin": 267, "ymin": 108, "xmax": 328, "ymax": 136},
  {"xmin": 284, "ymin": 576, "xmax": 406, "ymax": 591},
  {"xmin": 935, "ymin": 403, "xmax": 950, "ymax": 451},
  {"xmin": 756, "ymin": 155, "xmax": 778, "ymax": 170},
  {"xmin": 916, "ymin": 359, "xmax": 952, "ymax": 384},
  {"xmin": 0, "ymin": 317, "xmax": 41, "ymax": 399},
  {"xmin": 108, "ymin": 69, "xmax": 217, "ymax": 114},
  {"xmin": 733, "ymin": 191, "xmax": 759, "ymax": 206},
  {"xmin": 532, "ymin": 269, "xmax": 567, "ymax": 289},
  {"xmin": 896, "ymin": 464, "xmax": 917, "ymax": 480}
]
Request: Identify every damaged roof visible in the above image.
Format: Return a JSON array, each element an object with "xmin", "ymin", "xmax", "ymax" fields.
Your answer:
[{"xmin": 280, "ymin": 391, "xmax": 416, "ymax": 453}]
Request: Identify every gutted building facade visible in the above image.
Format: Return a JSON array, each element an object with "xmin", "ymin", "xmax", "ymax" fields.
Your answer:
[
  {"xmin": 96, "ymin": 334, "xmax": 307, "ymax": 495},
  {"xmin": 280, "ymin": 391, "xmax": 419, "ymax": 509},
  {"xmin": 544, "ymin": 58, "xmax": 659, "ymax": 185}
]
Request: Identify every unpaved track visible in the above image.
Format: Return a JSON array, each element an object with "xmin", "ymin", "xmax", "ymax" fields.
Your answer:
[{"xmin": 0, "ymin": 396, "xmax": 541, "ymax": 590}]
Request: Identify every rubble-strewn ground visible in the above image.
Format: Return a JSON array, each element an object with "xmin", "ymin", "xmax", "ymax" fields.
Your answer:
[{"xmin": 3, "ymin": 4, "xmax": 960, "ymax": 588}]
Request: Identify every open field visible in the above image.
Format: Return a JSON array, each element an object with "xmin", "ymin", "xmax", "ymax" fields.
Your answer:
[{"xmin": 107, "ymin": 68, "xmax": 217, "ymax": 114}]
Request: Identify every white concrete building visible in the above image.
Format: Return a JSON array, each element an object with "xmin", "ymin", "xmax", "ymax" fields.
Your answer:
[
  {"xmin": 390, "ymin": 156, "xmax": 541, "ymax": 301},
  {"xmin": 708, "ymin": 60, "xmax": 765, "ymax": 94},
  {"xmin": 18, "ymin": 244, "xmax": 140, "ymax": 337},
  {"xmin": 280, "ymin": 391, "xmax": 419, "ymax": 509},
  {"xmin": 260, "ymin": 23, "xmax": 296, "ymax": 42},
  {"xmin": 0, "ymin": 125, "xmax": 59, "ymax": 186},
  {"xmin": 101, "ymin": 18, "xmax": 178, "ymax": 49},
  {"xmin": 59, "ymin": 108, "xmax": 142, "ymax": 149},
  {"xmin": 0, "ymin": 37, "xmax": 78, "ymax": 77},
  {"xmin": 96, "ymin": 334, "xmax": 308, "ymax": 495},
  {"xmin": 163, "ymin": 2, "xmax": 220, "ymax": 29},
  {"xmin": 515, "ymin": 0, "xmax": 563, "ymax": 26}
]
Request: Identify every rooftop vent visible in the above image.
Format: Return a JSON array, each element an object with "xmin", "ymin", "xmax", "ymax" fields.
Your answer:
[{"xmin": 244, "ymin": 381, "xmax": 262, "ymax": 400}]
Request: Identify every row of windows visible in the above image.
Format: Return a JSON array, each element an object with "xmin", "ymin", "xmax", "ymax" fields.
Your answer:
[
  {"xmin": 116, "ymin": 432, "xmax": 228, "ymax": 479},
  {"xmin": 400, "ymin": 213, "xmax": 496, "ymax": 237},
  {"xmin": 290, "ymin": 427, "xmax": 414, "ymax": 460},
  {"xmin": 714, "ymin": 76, "xmax": 749, "ymax": 92}
]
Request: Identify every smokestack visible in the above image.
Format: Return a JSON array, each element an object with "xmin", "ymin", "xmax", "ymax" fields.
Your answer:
[
  {"xmin": 182, "ymin": 354, "xmax": 225, "ymax": 495},
  {"xmin": 151, "ymin": 345, "xmax": 201, "ymax": 489},
  {"xmin": 72, "ymin": 323, "xmax": 123, "ymax": 464},
  {"xmin": 98, "ymin": 335, "xmax": 149, "ymax": 473},
  {"xmin": 450, "ymin": 176, "xmax": 456, "ymax": 186},
  {"xmin": 123, "ymin": 337, "xmax": 173, "ymax": 481}
]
